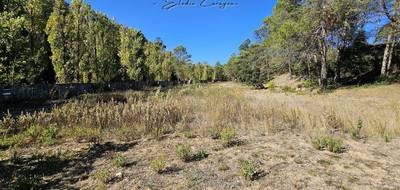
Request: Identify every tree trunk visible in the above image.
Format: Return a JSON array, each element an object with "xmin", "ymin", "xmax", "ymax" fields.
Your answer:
[
  {"xmin": 381, "ymin": 32, "xmax": 394, "ymax": 76},
  {"xmin": 387, "ymin": 40, "xmax": 395, "ymax": 74},
  {"xmin": 319, "ymin": 24, "xmax": 328, "ymax": 90}
]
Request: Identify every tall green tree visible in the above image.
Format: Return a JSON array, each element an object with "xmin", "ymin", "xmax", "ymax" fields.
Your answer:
[
  {"xmin": 45, "ymin": 0, "xmax": 71, "ymax": 83},
  {"xmin": 119, "ymin": 27, "xmax": 147, "ymax": 80}
]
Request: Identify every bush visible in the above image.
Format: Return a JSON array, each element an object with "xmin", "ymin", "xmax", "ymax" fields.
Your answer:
[
  {"xmin": 239, "ymin": 159, "xmax": 258, "ymax": 181},
  {"xmin": 350, "ymin": 120, "xmax": 363, "ymax": 140},
  {"xmin": 193, "ymin": 148, "xmax": 209, "ymax": 161},
  {"xmin": 41, "ymin": 125, "xmax": 60, "ymax": 145},
  {"xmin": 208, "ymin": 127, "xmax": 221, "ymax": 140},
  {"xmin": 281, "ymin": 86, "xmax": 296, "ymax": 93},
  {"xmin": 95, "ymin": 168, "xmax": 112, "ymax": 184},
  {"xmin": 175, "ymin": 143, "xmax": 192, "ymax": 162},
  {"xmin": 265, "ymin": 81, "xmax": 276, "ymax": 91},
  {"xmin": 183, "ymin": 130, "xmax": 196, "ymax": 139},
  {"xmin": 312, "ymin": 136, "xmax": 345, "ymax": 153},
  {"xmin": 114, "ymin": 154, "xmax": 127, "ymax": 167},
  {"xmin": 150, "ymin": 155, "xmax": 167, "ymax": 174},
  {"xmin": 220, "ymin": 128, "xmax": 239, "ymax": 147}
]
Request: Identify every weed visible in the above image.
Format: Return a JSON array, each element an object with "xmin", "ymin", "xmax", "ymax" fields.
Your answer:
[
  {"xmin": 383, "ymin": 133, "xmax": 393, "ymax": 143},
  {"xmin": 312, "ymin": 136, "xmax": 345, "ymax": 153},
  {"xmin": 182, "ymin": 130, "xmax": 196, "ymax": 139},
  {"xmin": 175, "ymin": 143, "xmax": 192, "ymax": 162},
  {"xmin": 208, "ymin": 127, "xmax": 221, "ymax": 140},
  {"xmin": 350, "ymin": 120, "xmax": 363, "ymax": 140},
  {"xmin": 265, "ymin": 81, "xmax": 276, "ymax": 91},
  {"xmin": 150, "ymin": 155, "xmax": 167, "ymax": 174},
  {"xmin": 41, "ymin": 125, "xmax": 60, "ymax": 145},
  {"xmin": 218, "ymin": 162, "xmax": 230, "ymax": 171},
  {"xmin": 95, "ymin": 168, "xmax": 112, "ymax": 184},
  {"xmin": 114, "ymin": 154, "xmax": 127, "ymax": 167},
  {"xmin": 220, "ymin": 128, "xmax": 239, "ymax": 147},
  {"xmin": 193, "ymin": 148, "xmax": 209, "ymax": 160},
  {"xmin": 239, "ymin": 159, "xmax": 258, "ymax": 181},
  {"xmin": 282, "ymin": 86, "xmax": 296, "ymax": 93}
]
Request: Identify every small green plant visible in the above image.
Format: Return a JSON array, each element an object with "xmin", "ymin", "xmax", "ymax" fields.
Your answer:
[
  {"xmin": 239, "ymin": 159, "xmax": 258, "ymax": 181},
  {"xmin": 95, "ymin": 168, "xmax": 112, "ymax": 184},
  {"xmin": 218, "ymin": 162, "xmax": 230, "ymax": 171},
  {"xmin": 175, "ymin": 143, "xmax": 192, "ymax": 162},
  {"xmin": 383, "ymin": 133, "xmax": 393, "ymax": 143},
  {"xmin": 183, "ymin": 130, "xmax": 196, "ymax": 139},
  {"xmin": 220, "ymin": 128, "xmax": 239, "ymax": 147},
  {"xmin": 114, "ymin": 154, "xmax": 126, "ymax": 167},
  {"xmin": 208, "ymin": 127, "xmax": 221, "ymax": 140},
  {"xmin": 150, "ymin": 155, "xmax": 167, "ymax": 174},
  {"xmin": 281, "ymin": 86, "xmax": 296, "ymax": 93},
  {"xmin": 350, "ymin": 120, "xmax": 363, "ymax": 140},
  {"xmin": 41, "ymin": 125, "xmax": 60, "ymax": 145},
  {"xmin": 265, "ymin": 81, "xmax": 276, "ymax": 91},
  {"xmin": 312, "ymin": 136, "xmax": 345, "ymax": 153},
  {"xmin": 193, "ymin": 148, "xmax": 209, "ymax": 160}
]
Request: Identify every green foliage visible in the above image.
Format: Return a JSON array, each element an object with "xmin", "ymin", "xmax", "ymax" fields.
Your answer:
[
  {"xmin": 114, "ymin": 154, "xmax": 127, "ymax": 167},
  {"xmin": 95, "ymin": 168, "xmax": 112, "ymax": 184},
  {"xmin": 265, "ymin": 81, "xmax": 276, "ymax": 90},
  {"xmin": 119, "ymin": 27, "xmax": 147, "ymax": 80},
  {"xmin": 150, "ymin": 155, "xmax": 167, "ymax": 174},
  {"xmin": 350, "ymin": 120, "xmax": 363, "ymax": 140},
  {"xmin": 281, "ymin": 86, "xmax": 296, "ymax": 93},
  {"xmin": 194, "ymin": 148, "xmax": 209, "ymax": 160},
  {"xmin": 312, "ymin": 136, "xmax": 345, "ymax": 153},
  {"xmin": 175, "ymin": 143, "xmax": 192, "ymax": 162},
  {"xmin": 220, "ymin": 128, "xmax": 239, "ymax": 147},
  {"xmin": 239, "ymin": 159, "xmax": 258, "ymax": 181}
]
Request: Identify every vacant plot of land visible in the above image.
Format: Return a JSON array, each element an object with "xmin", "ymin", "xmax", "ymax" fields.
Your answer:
[{"xmin": 1, "ymin": 82, "xmax": 400, "ymax": 189}]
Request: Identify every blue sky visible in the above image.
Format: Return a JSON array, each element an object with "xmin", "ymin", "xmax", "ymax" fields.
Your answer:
[{"xmin": 82, "ymin": 0, "xmax": 277, "ymax": 64}]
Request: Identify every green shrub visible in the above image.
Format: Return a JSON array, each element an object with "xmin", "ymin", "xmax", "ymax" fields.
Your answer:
[
  {"xmin": 220, "ymin": 128, "xmax": 239, "ymax": 147},
  {"xmin": 281, "ymin": 86, "xmax": 296, "ymax": 93},
  {"xmin": 350, "ymin": 120, "xmax": 363, "ymax": 140},
  {"xmin": 176, "ymin": 143, "xmax": 192, "ymax": 162},
  {"xmin": 208, "ymin": 127, "xmax": 221, "ymax": 140},
  {"xmin": 218, "ymin": 162, "xmax": 230, "ymax": 171},
  {"xmin": 193, "ymin": 148, "xmax": 209, "ymax": 160},
  {"xmin": 265, "ymin": 81, "xmax": 276, "ymax": 91},
  {"xmin": 312, "ymin": 136, "xmax": 345, "ymax": 153},
  {"xmin": 183, "ymin": 130, "xmax": 196, "ymax": 139},
  {"xmin": 114, "ymin": 154, "xmax": 127, "ymax": 167},
  {"xmin": 150, "ymin": 155, "xmax": 167, "ymax": 174},
  {"xmin": 239, "ymin": 159, "xmax": 258, "ymax": 181},
  {"xmin": 41, "ymin": 125, "xmax": 60, "ymax": 145},
  {"xmin": 95, "ymin": 168, "xmax": 112, "ymax": 184},
  {"xmin": 383, "ymin": 133, "xmax": 393, "ymax": 143}
]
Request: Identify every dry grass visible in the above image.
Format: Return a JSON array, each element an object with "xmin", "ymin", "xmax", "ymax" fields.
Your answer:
[{"xmin": 2, "ymin": 82, "xmax": 400, "ymax": 148}]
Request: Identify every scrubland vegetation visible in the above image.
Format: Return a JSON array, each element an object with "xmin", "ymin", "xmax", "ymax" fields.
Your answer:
[{"xmin": 1, "ymin": 82, "xmax": 400, "ymax": 189}]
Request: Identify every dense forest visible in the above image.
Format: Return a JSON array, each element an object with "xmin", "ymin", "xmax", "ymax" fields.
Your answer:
[
  {"xmin": 0, "ymin": 0, "xmax": 225, "ymax": 87},
  {"xmin": 1, "ymin": 0, "xmax": 399, "ymax": 90},
  {"xmin": 225, "ymin": 0, "xmax": 400, "ymax": 89}
]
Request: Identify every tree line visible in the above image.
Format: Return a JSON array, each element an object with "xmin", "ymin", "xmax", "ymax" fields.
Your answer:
[
  {"xmin": 224, "ymin": 0, "xmax": 399, "ymax": 89},
  {"xmin": 0, "ymin": 0, "xmax": 225, "ymax": 86}
]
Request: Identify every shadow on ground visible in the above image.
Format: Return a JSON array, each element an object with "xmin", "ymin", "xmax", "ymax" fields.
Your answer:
[{"xmin": 0, "ymin": 141, "xmax": 137, "ymax": 189}]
